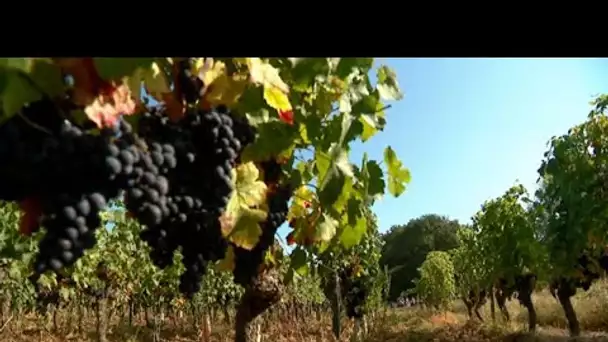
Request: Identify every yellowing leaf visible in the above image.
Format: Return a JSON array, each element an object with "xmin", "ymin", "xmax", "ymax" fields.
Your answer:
[
  {"xmin": 246, "ymin": 58, "xmax": 289, "ymax": 93},
  {"xmin": 220, "ymin": 162, "xmax": 268, "ymax": 249},
  {"xmin": 232, "ymin": 162, "xmax": 268, "ymax": 207},
  {"xmin": 263, "ymin": 86, "xmax": 292, "ymax": 111},
  {"xmin": 195, "ymin": 58, "xmax": 223, "ymax": 86},
  {"xmin": 204, "ymin": 73, "xmax": 249, "ymax": 108},
  {"xmin": 142, "ymin": 62, "xmax": 171, "ymax": 99},
  {"xmin": 190, "ymin": 58, "xmax": 249, "ymax": 107},
  {"xmin": 247, "ymin": 58, "xmax": 293, "ymax": 113},
  {"xmin": 288, "ymin": 186, "xmax": 315, "ymax": 221},
  {"xmin": 228, "ymin": 207, "xmax": 266, "ymax": 250},
  {"xmin": 315, "ymin": 214, "xmax": 338, "ymax": 242},
  {"xmin": 124, "ymin": 61, "xmax": 171, "ymax": 103}
]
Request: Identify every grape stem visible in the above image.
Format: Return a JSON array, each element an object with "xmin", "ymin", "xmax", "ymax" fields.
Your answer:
[{"xmin": 17, "ymin": 112, "xmax": 52, "ymax": 135}]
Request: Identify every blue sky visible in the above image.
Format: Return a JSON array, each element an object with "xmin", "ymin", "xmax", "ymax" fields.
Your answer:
[{"xmin": 279, "ymin": 58, "xmax": 608, "ymax": 239}]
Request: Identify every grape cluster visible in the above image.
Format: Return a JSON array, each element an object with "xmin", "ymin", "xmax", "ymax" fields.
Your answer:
[
  {"xmin": 0, "ymin": 99, "xmax": 148, "ymax": 282},
  {"xmin": 128, "ymin": 101, "xmax": 256, "ymax": 297},
  {"xmin": 0, "ymin": 58, "xmax": 260, "ymax": 299},
  {"xmin": 340, "ymin": 267, "xmax": 368, "ymax": 319},
  {"xmin": 232, "ymin": 160, "xmax": 291, "ymax": 286}
]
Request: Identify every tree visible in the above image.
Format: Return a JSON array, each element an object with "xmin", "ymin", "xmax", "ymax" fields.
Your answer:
[
  {"xmin": 536, "ymin": 94, "xmax": 608, "ymax": 336},
  {"xmin": 413, "ymin": 250, "xmax": 455, "ymax": 311},
  {"xmin": 0, "ymin": 57, "xmax": 409, "ymax": 342},
  {"xmin": 380, "ymin": 214, "xmax": 461, "ymax": 300}
]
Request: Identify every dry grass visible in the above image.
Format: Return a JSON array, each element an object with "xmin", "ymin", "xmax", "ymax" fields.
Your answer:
[{"xmin": 3, "ymin": 281, "xmax": 608, "ymax": 341}]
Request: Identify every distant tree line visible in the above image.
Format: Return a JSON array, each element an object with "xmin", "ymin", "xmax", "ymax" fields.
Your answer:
[{"xmin": 380, "ymin": 214, "xmax": 461, "ymax": 300}]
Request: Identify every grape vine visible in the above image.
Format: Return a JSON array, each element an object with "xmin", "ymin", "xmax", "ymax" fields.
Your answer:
[{"xmin": 0, "ymin": 57, "xmax": 408, "ymax": 341}]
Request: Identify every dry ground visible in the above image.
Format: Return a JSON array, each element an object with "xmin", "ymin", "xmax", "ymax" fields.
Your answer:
[{"xmin": 2, "ymin": 280, "xmax": 608, "ymax": 342}]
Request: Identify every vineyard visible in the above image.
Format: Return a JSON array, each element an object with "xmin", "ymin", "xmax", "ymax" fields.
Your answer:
[{"xmin": 0, "ymin": 57, "xmax": 607, "ymax": 342}]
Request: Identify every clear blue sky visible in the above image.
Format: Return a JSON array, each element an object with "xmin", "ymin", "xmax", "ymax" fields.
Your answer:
[{"xmin": 279, "ymin": 58, "xmax": 608, "ymax": 240}]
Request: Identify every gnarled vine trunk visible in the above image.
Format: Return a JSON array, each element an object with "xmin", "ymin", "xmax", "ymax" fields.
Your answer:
[
  {"xmin": 516, "ymin": 274, "xmax": 537, "ymax": 332},
  {"xmin": 555, "ymin": 279, "xmax": 580, "ymax": 337},
  {"xmin": 322, "ymin": 271, "xmax": 342, "ymax": 340},
  {"xmin": 494, "ymin": 288, "xmax": 510, "ymax": 321},
  {"xmin": 235, "ymin": 268, "xmax": 283, "ymax": 342}
]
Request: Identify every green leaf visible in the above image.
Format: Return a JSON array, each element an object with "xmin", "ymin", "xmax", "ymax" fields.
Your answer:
[
  {"xmin": 317, "ymin": 145, "xmax": 353, "ymax": 208},
  {"xmin": 290, "ymin": 58, "xmax": 329, "ymax": 90},
  {"xmin": 340, "ymin": 215, "xmax": 367, "ymax": 249},
  {"xmin": 365, "ymin": 160, "xmax": 385, "ymax": 198},
  {"xmin": 319, "ymin": 173, "xmax": 346, "ymax": 212},
  {"xmin": 1, "ymin": 70, "xmax": 42, "ymax": 120},
  {"xmin": 335, "ymin": 58, "xmax": 374, "ymax": 79},
  {"xmin": 290, "ymin": 247, "xmax": 309, "ymax": 276},
  {"xmin": 241, "ymin": 121, "xmax": 297, "ymax": 162},
  {"xmin": 352, "ymin": 91, "xmax": 381, "ymax": 115},
  {"xmin": 376, "ymin": 65, "xmax": 404, "ymax": 101},
  {"xmin": 0, "ymin": 58, "xmax": 65, "ymax": 120},
  {"xmin": 383, "ymin": 146, "xmax": 411, "ymax": 197}
]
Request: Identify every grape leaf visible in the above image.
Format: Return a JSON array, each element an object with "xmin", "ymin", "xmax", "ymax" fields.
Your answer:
[
  {"xmin": 289, "ymin": 58, "xmax": 330, "ymax": 90},
  {"xmin": 221, "ymin": 163, "xmax": 268, "ymax": 249},
  {"xmin": 289, "ymin": 247, "xmax": 309, "ymax": 276},
  {"xmin": 247, "ymin": 58, "xmax": 289, "ymax": 93},
  {"xmin": 316, "ymin": 145, "xmax": 354, "ymax": 209},
  {"xmin": 84, "ymin": 84, "xmax": 137, "ymax": 128},
  {"xmin": 315, "ymin": 214, "xmax": 338, "ymax": 242},
  {"xmin": 0, "ymin": 58, "xmax": 65, "ymax": 119},
  {"xmin": 287, "ymin": 186, "xmax": 314, "ymax": 221},
  {"xmin": 335, "ymin": 58, "xmax": 374, "ymax": 79},
  {"xmin": 196, "ymin": 58, "xmax": 247, "ymax": 107},
  {"xmin": 127, "ymin": 61, "xmax": 171, "ymax": 103},
  {"xmin": 339, "ymin": 215, "xmax": 367, "ymax": 249},
  {"xmin": 240, "ymin": 121, "xmax": 298, "ymax": 162},
  {"xmin": 247, "ymin": 58, "xmax": 293, "ymax": 121},
  {"xmin": 365, "ymin": 160, "xmax": 385, "ymax": 198},
  {"xmin": 225, "ymin": 207, "xmax": 267, "ymax": 250},
  {"xmin": 0, "ymin": 70, "xmax": 41, "ymax": 120},
  {"xmin": 384, "ymin": 146, "xmax": 410, "ymax": 197},
  {"xmin": 376, "ymin": 65, "xmax": 403, "ymax": 101},
  {"xmin": 264, "ymin": 86, "xmax": 292, "ymax": 112},
  {"xmin": 359, "ymin": 114, "xmax": 378, "ymax": 141}
]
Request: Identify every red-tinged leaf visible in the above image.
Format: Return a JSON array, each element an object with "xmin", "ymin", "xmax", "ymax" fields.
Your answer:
[
  {"xmin": 286, "ymin": 231, "xmax": 296, "ymax": 246},
  {"xmin": 18, "ymin": 198, "xmax": 42, "ymax": 236},
  {"xmin": 279, "ymin": 110, "xmax": 294, "ymax": 125},
  {"xmin": 84, "ymin": 84, "xmax": 137, "ymax": 128}
]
